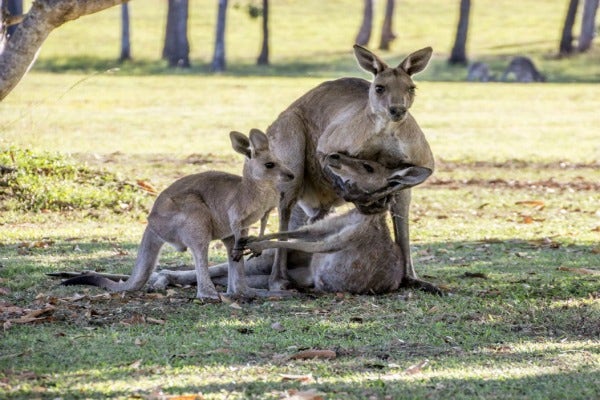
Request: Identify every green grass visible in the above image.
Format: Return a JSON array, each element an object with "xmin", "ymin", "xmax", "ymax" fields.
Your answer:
[{"xmin": 1, "ymin": 0, "xmax": 599, "ymax": 399}]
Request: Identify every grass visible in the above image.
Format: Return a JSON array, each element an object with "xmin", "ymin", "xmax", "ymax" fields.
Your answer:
[{"xmin": 1, "ymin": 0, "xmax": 599, "ymax": 398}]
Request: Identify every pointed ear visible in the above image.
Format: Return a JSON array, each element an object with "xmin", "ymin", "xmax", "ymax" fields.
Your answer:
[
  {"xmin": 398, "ymin": 47, "xmax": 433, "ymax": 76},
  {"xmin": 387, "ymin": 166, "xmax": 432, "ymax": 189},
  {"xmin": 230, "ymin": 131, "xmax": 251, "ymax": 158},
  {"xmin": 248, "ymin": 128, "xmax": 269, "ymax": 155},
  {"xmin": 353, "ymin": 44, "xmax": 388, "ymax": 75}
]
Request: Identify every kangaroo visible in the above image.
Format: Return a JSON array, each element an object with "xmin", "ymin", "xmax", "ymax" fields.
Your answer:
[
  {"xmin": 501, "ymin": 56, "xmax": 546, "ymax": 82},
  {"xmin": 147, "ymin": 153, "xmax": 436, "ymax": 294},
  {"xmin": 62, "ymin": 129, "xmax": 294, "ymax": 300},
  {"xmin": 264, "ymin": 45, "xmax": 435, "ymax": 292},
  {"xmin": 467, "ymin": 62, "xmax": 495, "ymax": 82}
]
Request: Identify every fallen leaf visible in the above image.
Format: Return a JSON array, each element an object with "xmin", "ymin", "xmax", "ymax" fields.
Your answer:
[
  {"xmin": 521, "ymin": 215, "xmax": 534, "ymax": 224},
  {"xmin": 280, "ymin": 373, "xmax": 315, "ymax": 384},
  {"xmin": 289, "ymin": 349, "xmax": 336, "ymax": 360},
  {"xmin": 404, "ymin": 359, "xmax": 429, "ymax": 375},
  {"xmin": 128, "ymin": 359, "xmax": 143, "ymax": 369},
  {"xmin": 463, "ymin": 272, "xmax": 488, "ymax": 279},
  {"xmin": 557, "ymin": 266, "xmax": 600, "ymax": 275},
  {"xmin": 146, "ymin": 317, "xmax": 166, "ymax": 325},
  {"xmin": 136, "ymin": 180, "xmax": 158, "ymax": 195}
]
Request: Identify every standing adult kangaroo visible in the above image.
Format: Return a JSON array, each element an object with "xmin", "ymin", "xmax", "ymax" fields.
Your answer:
[{"xmin": 266, "ymin": 45, "xmax": 435, "ymax": 291}]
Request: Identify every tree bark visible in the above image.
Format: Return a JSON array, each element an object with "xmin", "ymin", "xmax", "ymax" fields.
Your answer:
[
  {"xmin": 211, "ymin": 0, "xmax": 228, "ymax": 72},
  {"xmin": 577, "ymin": 0, "xmax": 599, "ymax": 52},
  {"xmin": 559, "ymin": 0, "xmax": 580, "ymax": 55},
  {"xmin": 379, "ymin": 0, "xmax": 396, "ymax": 50},
  {"xmin": 257, "ymin": 0, "xmax": 269, "ymax": 65},
  {"xmin": 0, "ymin": 0, "xmax": 125, "ymax": 101},
  {"xmin": 119, "ymin": 1, "xmax": 131, "ymax": 62},
  {"xmin": 355, "ymin": 0, "xmax": 372, "ymax": 46},
  {"xmin": 162, "ymin": 0, "xmax": 190, "ymax": 68},
  {"xmin": 448, "ymin": 0, "xmax": 470, "ymax": 65}
]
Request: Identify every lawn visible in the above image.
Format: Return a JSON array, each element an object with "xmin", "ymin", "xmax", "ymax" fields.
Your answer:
[{"xmin": 1, "ymin": 0, "xmax": 599, "ymax": 399}]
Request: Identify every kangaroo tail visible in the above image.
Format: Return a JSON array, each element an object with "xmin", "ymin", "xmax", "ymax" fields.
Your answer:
[{"xmin": 61, "ymin": 227, "xmax": 164, "ymax": 292}]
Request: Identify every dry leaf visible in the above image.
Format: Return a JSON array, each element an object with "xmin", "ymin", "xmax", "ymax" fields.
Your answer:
[
  {"xmin": 271, "ymin": 321, "xmax": 285, "ymax": 331},
  {"xmin": 404, "ymin": 359, "xmax": 429, "ymax": 375},
  {"xmin": 521, "ymin": 215, "xmax": 534, "ymax": 224},
  {"xmin": 147, "ymin": 317, "xmax": 166, "ymax": 325},
  {"xmin": 136, "ymin": 180, "xmax": 158, "ymax": 195},
  {"xmin": 128, "ymin": 359, "xmax": 143, "ymax": 369},
  {"xmin": 557, "ymin": 266, "xmax": 600, "ymax": 275},
  {"xmin": 515, "ymin": 200, "xmax": 545, "ymax": 208},
  {"xmin": 289, "ymin": 349, "xmax": 336, "ymax": 360},
  {"xmin": 280, "ymin": 373, "xmax": 315, "ymax": 384}
]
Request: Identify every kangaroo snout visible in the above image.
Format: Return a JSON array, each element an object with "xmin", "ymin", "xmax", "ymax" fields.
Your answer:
[{"xmin": 388, "ymin": 105, "xmax": 407, "ymax": 121}]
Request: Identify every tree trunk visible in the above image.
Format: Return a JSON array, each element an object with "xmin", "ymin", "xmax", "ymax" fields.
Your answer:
[
  {"xmin": 559, "ymin": 0, "xmax": 580, "ymax": 55},
  {"xmin": 211, "ymin": 0, "xmax": 228, "ymax": 72},
  {"xmin": 355, "ymin": 0, "xmax": 373, "ymax": 46},
  {"xmin": 577, "ymin": 0, "xmax": 599, "ymax": 52},
  {"xmin": 162, "ymin": 0, "xmax": 190, "ymax": 68},
  {"xmin": 6, "ymin": 0, "xmax": 23, "ymax": 37},
  {"xmin": 0, "ymin": 0, "xmax": 125, "ymax": 101},
  {"xmin": 448, "ymin": 0, "xmax": 470, "ymax": 65},
  {"xmin": 257, "ymin": 0, "xmax": 269, "ymax": 65},
  {"xmin": 379, "ymin": 0, "xmax": 396, "ymax": 50},
  {"xmin": 119, "ymin": 1, "xmax": 131, "ymax": 62}
]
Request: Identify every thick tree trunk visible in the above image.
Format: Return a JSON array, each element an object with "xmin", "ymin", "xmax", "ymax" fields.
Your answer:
[
  {"xmin": 162, "ymin": 0, "xmax": 190, "ymax": 67},
  {"xmin": 257, "ymin": 0, "xmax": 269, "ymax": 65},
  {"xmin": 559, "ymin": 0, "xmax": 580, "ymax": 55},
  {"xmin": 211, "ymin": 0, "xmax": 228, "ymax": 72},
  {"xmin": 355, "ymin": 0, "xmax": 373, "ymax": 46},
  {"xmin": 448, "ymin": 0, "xmax": 470, "ymax": 65},
  {"xmin": 0, "ymin": 0, "xmax": 125, "ymax": 101},
  {"xmin": 379, "ymin": 0, "xmax": 396, "ymax": 50},
  {"xmin": 119, "ymin": 2, "xmax": 131, "ymax": 62},
  {"xmin": 577, "ymin": 0, "xmax": 599, "ymax": 52}
]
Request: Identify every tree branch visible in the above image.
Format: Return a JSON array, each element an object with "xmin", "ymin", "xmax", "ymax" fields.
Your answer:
[{"xmin": 0, "ymin": 0, "xmax": 126, "ymax": 101}]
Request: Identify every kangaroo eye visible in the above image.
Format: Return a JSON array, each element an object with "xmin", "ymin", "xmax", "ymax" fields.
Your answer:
[
  {"xmin": 264, "ymin": 162, "xmax": 275, "ymax": 169},
  {"xmin": 408, "ymin": 86, "xmax": 416, "ymax": 94},
  {"xmin": 375, "ymin": 85, "xmax": 385, "ymax": 94},
  {"xmin": 363, "ymin": 163, "xmax": 375, "ymax": 173}
]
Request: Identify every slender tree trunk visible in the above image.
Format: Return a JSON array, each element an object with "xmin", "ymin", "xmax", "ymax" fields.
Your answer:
[
  {"xmin": 162, "ymin": 0, "xmax": 190, "ymax": 68},
  {"xmin": 211, "ymin": 0, "xmax": 228, "ymax": 72},
  {"xmin": 577, "ymin": 0, "xmax": 599, "ymax": 51},
  {"xmin": 257, "ymin": 0, "xmax": 269, "ymax": 65},
  {"xmin": 6, "ymin": 0, "xmax": 22, "ymax": 37},
  {"xmin": 559, "ymin": 0, "xmax": 580, "ymax": 55},
  {"xmin": 119, "ymin": 1, "xmax": 131, "ymax": 62},
  {"xmin": 355, "ymin": 0, "xmax": 373, "ymax": 46},
  {"xmin": 379, "ymin": 0, "xmax": 396, "ymax": 50},
  {"xmin": 448, "ymin": 0, "xmax": 471, "ymax": 65},
  {"xmin": 0, "ymin": 0, "xmax": 125, "ymax": 101}
]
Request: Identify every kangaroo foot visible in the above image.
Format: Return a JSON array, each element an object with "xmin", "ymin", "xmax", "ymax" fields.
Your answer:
[
  {"xmin": 268, "ymin": 277, "xmax": 291, "ymax": 291},
  {"xmin": 226, "ymin": 287, "xmax": 297, "ymax": 301},
  {"xmin": 403, "ymin": 277, "xmax": 444, "ymax": 296}
]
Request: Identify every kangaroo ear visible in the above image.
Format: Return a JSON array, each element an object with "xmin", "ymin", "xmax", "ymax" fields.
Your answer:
[
  {"xmin": 248, "ymin": 128, "xmax": 270, "ymax": 155},
  {"xmin": 387, "ymin": 166, "xmax": 432, "ymax": 189},
  {"xmin": 354, "ymin": 44, "xmax": 388, "ymax": 75},
  {"xmin": 398, "ymin": 47, "xmax": 433, "ymax": 76},
  {"xmin": 230, "ymin": 131, "xmax": 251, "ymax": 158}
]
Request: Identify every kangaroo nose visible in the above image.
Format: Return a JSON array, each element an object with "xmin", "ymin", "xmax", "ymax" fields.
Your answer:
[{"xmin": 389, "ymin": 106, "xmax": 407, "ymax": 120}]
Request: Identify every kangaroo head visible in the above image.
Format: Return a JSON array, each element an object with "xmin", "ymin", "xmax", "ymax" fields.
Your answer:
[
  {"xmin": 354, "ymin": 45, "xmax": 432, "ymax": 123},
  {"xmin": 325, "ymin": 152, "xmax": 432, "ymax": 214},
  {"xmin": 230, "ymin": 129, "xmax": 294, "ymax": 185}
]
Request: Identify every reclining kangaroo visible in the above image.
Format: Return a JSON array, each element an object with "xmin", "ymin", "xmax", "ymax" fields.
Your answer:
[
  {"xmin": 62, "ymin": 129, "xmax": 294, "ymax": 300},
  {"xmin": 148, "ymin": 153, "xmax": 437, "ymax": 294},
  {"xmin": 265, "ymin": 45, "xmax": 435, "ymax": 291}
]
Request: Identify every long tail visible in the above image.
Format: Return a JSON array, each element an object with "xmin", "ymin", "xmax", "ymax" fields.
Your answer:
[{"xmin": 62, "ymin": 228, "xmax": 164, "ymax": 292}]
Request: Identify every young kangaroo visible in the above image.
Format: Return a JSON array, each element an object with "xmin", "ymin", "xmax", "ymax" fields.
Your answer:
[
  {"xmin": 265, "ymin": 45, "xmax": 435, "ymax": 291},
  {"xmin": 239, "ymin": 153, "xmax": 434, "ymax": 294},
  {"xmin": 62, "ymin": 129, "xmax": 294, "ymax": 300},
  {"xmin": 501, "ymin": 56, "xmax": 546, "ymax": 82},
  {"xmin": 147, "ymin": 153, "xmax": 435, "ymax": 294}
]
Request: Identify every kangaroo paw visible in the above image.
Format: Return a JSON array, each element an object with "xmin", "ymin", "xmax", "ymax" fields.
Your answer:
[{"xmin": 403, "ymin": 277, "xmax": 444, "ymax": 296}]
